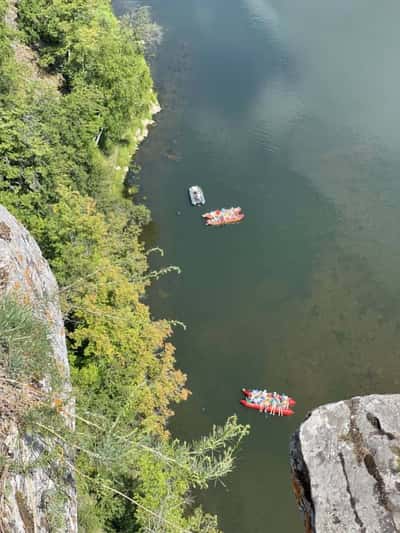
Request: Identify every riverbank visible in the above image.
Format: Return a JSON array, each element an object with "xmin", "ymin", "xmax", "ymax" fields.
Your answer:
[{"xmin": 104, "ymin": 98, "xmax": 161, "ymax": 199}]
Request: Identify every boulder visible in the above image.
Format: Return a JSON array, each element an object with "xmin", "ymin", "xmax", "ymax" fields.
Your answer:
[{"xmin": 290, "ymin": 395, "xmax": 400, "ymax": 533}]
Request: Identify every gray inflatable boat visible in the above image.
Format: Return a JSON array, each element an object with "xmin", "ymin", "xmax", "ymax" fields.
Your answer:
[{"xmin": 188, "ymin": 185, "xmax": 206, "ymax": 206}]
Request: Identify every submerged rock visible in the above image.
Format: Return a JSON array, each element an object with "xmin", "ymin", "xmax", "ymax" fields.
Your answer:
[{"xmin": 290, "ymin": 395, "xmax": 400, "ymax": 533}]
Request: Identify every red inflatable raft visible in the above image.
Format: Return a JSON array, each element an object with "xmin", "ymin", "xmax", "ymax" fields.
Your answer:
[
  {"xmin": 207, "ymin": 213, "xmax": 244, "ymax": 226},
  {"xmin": 202, "ymin": 207, "xmax": 242, "ymax": 219},
  {"xmin": 240, "ymin": 388, "xmax": 295, "ymax": 416},
  {"xmin": 202, "ymin": 207, "xmax": 245, "ymax": 226},
  {"xmin": 241, "ymin": 388, "xmax": 296, "ymax": 406},
  {"xmin": 240, "ymin": 398, "xmax": 294, "ymax": 416}
]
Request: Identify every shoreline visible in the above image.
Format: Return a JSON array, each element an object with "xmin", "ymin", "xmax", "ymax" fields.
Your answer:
[
  {"xmin": 135, "ymin": 99, "xmax": 162, "ymax": 145},
  {"xmin": 105, "ymin": 95, "xmax": 162, "ymax": 198}
]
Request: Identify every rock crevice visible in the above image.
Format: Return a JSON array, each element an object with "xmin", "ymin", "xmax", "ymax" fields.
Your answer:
[
  {"xmin": 290, "ymin": 395, "xmax": 400, "ymax": 532},
  {"xmin": 0, "ymin": 206, "xmax": 77, "ymax": 532}
]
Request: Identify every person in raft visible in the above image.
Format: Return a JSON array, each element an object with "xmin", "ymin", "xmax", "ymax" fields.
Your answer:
[
  {"xmin": 280, "ymin": 393, "xmax": 289, "ymax": 410},
  {"xmin": 251, "ymin": 390, "xmax": 265, "ymax": 404},
  {"xmin": 258, "ymin": 395, "xmax": 273, "ymax": 412}
]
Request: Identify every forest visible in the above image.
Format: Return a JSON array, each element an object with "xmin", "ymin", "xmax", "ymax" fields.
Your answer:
[{"xmin": 0, "ymin": 1, "xmax": 248, "ymax": 531}]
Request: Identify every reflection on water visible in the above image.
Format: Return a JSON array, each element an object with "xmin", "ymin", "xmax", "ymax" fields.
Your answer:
[{"xmin": 112, "ymin": 0, "xmax": 400, "ymax": 531}]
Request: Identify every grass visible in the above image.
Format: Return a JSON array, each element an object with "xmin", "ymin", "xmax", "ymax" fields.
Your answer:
[{"xmin": 0, "ymin": 296, "xmax": 60, "ymax": 389}]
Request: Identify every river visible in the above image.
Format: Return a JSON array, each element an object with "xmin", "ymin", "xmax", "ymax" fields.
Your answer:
[{"xmin": 113, "ymin": 1, "xmax": 400, "ymax": 531}]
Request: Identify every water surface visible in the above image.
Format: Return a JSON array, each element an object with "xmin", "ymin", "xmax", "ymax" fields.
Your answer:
[{"xmin": 113, "ymin": 1, "xmax": 400, "ymax": 531}]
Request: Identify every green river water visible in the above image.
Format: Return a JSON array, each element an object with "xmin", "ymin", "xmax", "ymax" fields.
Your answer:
[{"xmin": 113, "ymin": 1, "xmax": 400, "ymax": 531}]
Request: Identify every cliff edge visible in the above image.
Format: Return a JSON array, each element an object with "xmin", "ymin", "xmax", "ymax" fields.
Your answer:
[
  {"xmin": 0, "ymin": 206, "xmax": 77, "ymax": 532},
  {"xmin": 290, "ymin": 395, "xmax": 400, "ymax": 533}
]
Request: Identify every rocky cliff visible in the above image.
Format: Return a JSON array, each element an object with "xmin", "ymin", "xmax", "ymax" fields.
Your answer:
[
  {"xmin": 290, "ymin": 395, "xmax": 400, "ymax": 533},
  {"xmin": 0, "ymin": 206, "xmax": 77, "ymax": 532}
]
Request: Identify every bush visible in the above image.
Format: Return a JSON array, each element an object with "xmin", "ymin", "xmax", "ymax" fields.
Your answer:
[{"xmin": 0, "ymin": 296, "xmax": 59, "ymax": 388}]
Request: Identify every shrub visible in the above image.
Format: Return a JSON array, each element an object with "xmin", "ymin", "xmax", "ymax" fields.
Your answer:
[{"xmin": 0, "ymin": 296, "xmax": 60, "ymax": 389}]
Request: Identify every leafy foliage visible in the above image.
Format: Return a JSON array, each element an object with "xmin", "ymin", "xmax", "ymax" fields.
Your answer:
[
  {"xmin": 18, "ymin": 0, "xmax": 154, "ymax": 146},
  {"xmin": 0, "ymin": 0, "xmax": 16, "ymax": 95},
  {"xmin": 122, "ymin": 4, "xmax": 163, "ymax": 59},
  {"xmin": 0, "ymin": 1, "xmax": 249, "ymax": 531}
]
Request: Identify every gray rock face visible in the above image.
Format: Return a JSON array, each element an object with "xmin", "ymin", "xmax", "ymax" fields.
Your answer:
[
  {"xmin": 290, "ymin": 395, "xmax": 400, "ymax": 533},
  {"xmin": 0, "ymin": 206, "xmax": 77, "ymax": 532}
]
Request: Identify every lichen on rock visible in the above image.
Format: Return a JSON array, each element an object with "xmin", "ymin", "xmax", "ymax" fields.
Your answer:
[{"xmin": 0, "ymin": 206, "xmax": 77, "ymax": 532}]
